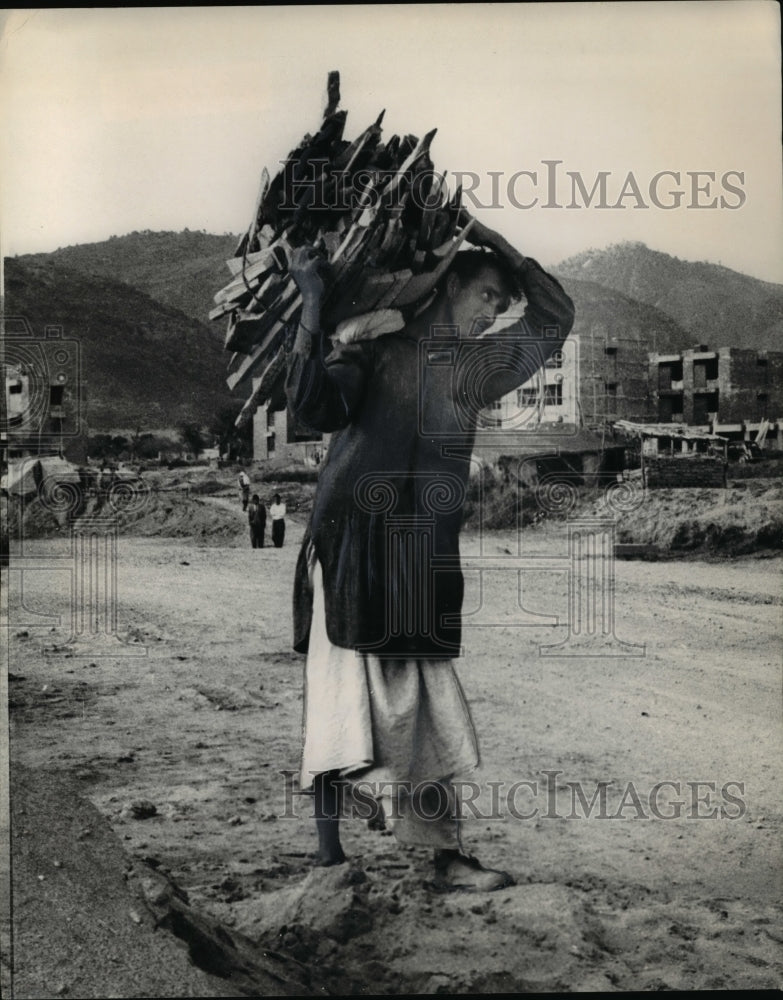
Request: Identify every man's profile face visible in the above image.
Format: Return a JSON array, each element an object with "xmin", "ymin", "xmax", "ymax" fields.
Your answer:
[{"xmin": 447, "ymin": 264, "xmax": 511, "ymax": 338}]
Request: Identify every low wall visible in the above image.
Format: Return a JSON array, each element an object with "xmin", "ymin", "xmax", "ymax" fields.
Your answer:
[{"xmin": 644, "ymin": 457, "xmax": 727, "ymax": 488}]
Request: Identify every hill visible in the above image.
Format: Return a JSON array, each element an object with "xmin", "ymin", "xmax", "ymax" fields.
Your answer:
[
  {"xmin": 21, "ymin": 232, "xmax": 783, "ymax": 358},
  {"xmin": 18, "ymin": 230, "xmax": 239, "ymax": 328},
  {"xmin": 562, "ymin": 275, "xmax": 694, "ymax": 353},
  {"xmin": 3, "ymin": 257, "xmax": 236, "ymax": 433},
  {"xmin": 555, "ymin": 242, "xmax": 783, "ymax": 353},
  {"xmin": 9, "ymin": 233, "xmax": 780, "ymax": 441}
]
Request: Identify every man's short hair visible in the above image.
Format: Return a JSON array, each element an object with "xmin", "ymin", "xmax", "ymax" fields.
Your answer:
[{"xmin": 447, "ymin": 248, "xmax": 523, "ymax": 303}]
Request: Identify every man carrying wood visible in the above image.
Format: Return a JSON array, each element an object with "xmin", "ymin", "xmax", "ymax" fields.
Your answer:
[{"xmin": 286, "ymin": 216, "xmax": 574, "ymax": 890}]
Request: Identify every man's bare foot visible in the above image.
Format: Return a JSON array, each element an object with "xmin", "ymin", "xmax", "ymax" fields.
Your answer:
[
  {"xmin": 314, "ymin": 847, "xmax": 346, "ymax": 868},
  {"xmin": 433, "ymin": 849, "xmax": 514, "ymax": 892}
]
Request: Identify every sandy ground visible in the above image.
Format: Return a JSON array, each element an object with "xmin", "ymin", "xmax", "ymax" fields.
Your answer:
[{"xmin": 3, "ymin": 499, "xmax": 782, "ymax": 995}]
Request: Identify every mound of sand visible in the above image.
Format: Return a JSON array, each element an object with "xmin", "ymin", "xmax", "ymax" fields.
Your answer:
[
  {"xmin": 583, "ymin": 478, "xmax": 783, "ymax": 556},
  {"xmin": 6, "ymin": 466, "xmax": 319, "ymax": 547},
  {"xmin": 9, "ymin": 765, "xmax": 316, "ymax": 997},
  {"xmin": 7, "ymin": 462, "xmax": 781, "ymax": 558}
]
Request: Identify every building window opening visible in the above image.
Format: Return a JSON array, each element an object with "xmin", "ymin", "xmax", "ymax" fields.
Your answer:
[
  {"xmin": 658, "ymin": 393, "xmax": 683, "ymax": 423},
  {"xmin": 544, "ymin": 383, "xmax": 563, "ymax": 406},
  {"xmin": 694, "ymin": 357, "xmax": 719, "ymax": 387},
  {"xmin": 658, "ymin": 360, "xmax": 683, "ymax": 389},
  {"xmin": 693, "ymin": 390, "xmax": 719, "ymax": 425},
  {"xmin": 545, "ymin": 350, "xmax": 564, "ymax": 369},
  {"xmin": 518, "ymin": 386, "xmax": 539, "ymax": 406}
]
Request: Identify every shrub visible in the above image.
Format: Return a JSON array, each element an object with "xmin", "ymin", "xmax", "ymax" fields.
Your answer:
[{"xmin": 259, "ymin": 467, "xmax": 320, "ymax": 483}]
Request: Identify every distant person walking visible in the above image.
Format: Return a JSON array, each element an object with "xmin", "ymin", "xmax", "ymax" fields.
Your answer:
[
  {"xmin": 270, "ymin": 493, "xmax": 286, "ymax": 548},
  {"xmin": 248, "ymin": 494, "xmax": 266, "ymax": 549},
  {"xmin": 238, "ymin": 470, "xmax": 251, "ymax": 511}
]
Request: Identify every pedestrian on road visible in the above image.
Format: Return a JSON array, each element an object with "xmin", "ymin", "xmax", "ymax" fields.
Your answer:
[
  {"xmin": 270, "ymin": 493, "xmax": 286, "ymax": 548},
  {"xmin": 248, "ymin": 494, "xmax": 266, "ymax": 548},
  {"xmin": 238, "ymin": 470, "xmax": 251, "ymax": 511}
]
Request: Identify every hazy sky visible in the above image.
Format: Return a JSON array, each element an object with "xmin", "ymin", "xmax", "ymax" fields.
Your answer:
[{"xmin": 1, "ymin": 3, "xmax": 781, "ymax": 281}]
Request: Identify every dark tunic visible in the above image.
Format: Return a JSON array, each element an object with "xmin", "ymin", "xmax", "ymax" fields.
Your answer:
[
  {"xmin": 287, "ymin": 258, "xmax": 575, "ymax": 660},
  {"xmin": 249, "ymin": 501, "xmax": 266, "ymax": 547}
]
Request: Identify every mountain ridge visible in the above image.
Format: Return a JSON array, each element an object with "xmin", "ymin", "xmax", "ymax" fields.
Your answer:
[
  {"xmin": 6, "ymin": 234, "xmax": 780, "ymax": 439},
  {"xmin": 3, "ymin": 256, "xmax": 236, "ymax": 434},
  {"xmin": 554, "ymin": 240, "xmax": 783, "ymax": 353},
  {"xmin": 17, "ymin": 230, "xmax": 239, "ymax": 333}
]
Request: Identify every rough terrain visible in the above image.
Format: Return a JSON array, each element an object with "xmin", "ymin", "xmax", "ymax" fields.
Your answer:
[{"xmin": 3, "ymin": 473, "xmax": 781, "ymax": 995}]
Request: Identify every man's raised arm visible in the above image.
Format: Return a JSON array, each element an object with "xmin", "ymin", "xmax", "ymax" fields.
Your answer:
[
  {"xmin": 285, "ymin": 247, "xmax": 370, "ymax": 432},
  {"xmin": 463, "ymin": 215, "xmax": 575, "ymax": 402}
]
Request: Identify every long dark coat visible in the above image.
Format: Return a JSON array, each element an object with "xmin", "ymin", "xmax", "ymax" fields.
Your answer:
[{"xmin": 287, "ymin": 258, "xmax": 575, "ymax": 659}]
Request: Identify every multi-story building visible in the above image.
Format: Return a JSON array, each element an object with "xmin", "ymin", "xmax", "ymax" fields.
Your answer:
[
  {"xmin": 248, "ymin": 335, "xmax": 782, "ymax": 462},
  {"xmin": 486, "ymin": 335, "xmax": 579, "ymax": 429},
  {"xmin": 490, "ymin": 325, "xmax": 659, "ymax": 433},
  {"xmin": 2, "ymin": 363, "xmax": 76, "ymax": 461},
  {"xmin": 1, "ymin": 319, "xmax": 83, "ymax": 463},
  {"xmin": 648, "ymin": 345, "xmax": 783, "ymax": 441},
  {"xmin": 491, "ymin": 319, "xmax": 679, "ymax": 432},
  {"xmin": 253, "ymin": 400, "xmax": 325, "ymax": 464}
]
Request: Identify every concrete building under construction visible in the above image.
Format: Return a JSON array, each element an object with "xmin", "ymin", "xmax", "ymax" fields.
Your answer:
[
  {"xmin": 247, "ymin": 335, "xmax": 782, "ymax": 464},
  {"xmin": 648, "ymin": 345, "xmax": 783, "ymax": 445}
]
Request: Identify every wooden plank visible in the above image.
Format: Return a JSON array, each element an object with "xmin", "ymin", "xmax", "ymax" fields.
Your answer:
[
  {"xmin": 235, "ymin": 346, "xmax": 288, "ymax": 427},
  {"xmin": 243, "ymin": 272, "xmax": 289, "ymax": 316},
  {"xmin": 377, "ymin": 128, "xmax": 437, "ymax": 208},
  {"xmin": 331, "ymin": 113, "xmax": 384, "ymax": 174},
  {"xmin": 324, "ymin": 271, "xmax": 396, "ymax": 325},
  {"xmin": 214, "ymin": 262, "xmax": 271, "ymax": 305},
  {"xmin": 373, "ymin": 268, "xmax": 414, "ymax": 309},
  {"xmin": 329, "ymin": 178, "xmax": 377, "ymax": 263},
  {"xmin": 233, "ymin": 231, "xmax": 249, "ymax": 258},
  {"xmin": 225, "ymin": 242, "xmax": 273, "ymax": 277},
  {"xmin": 213, "ymin": 251, "xmax": 283, "ymax": 306},
  {"xmin": 213, "ymin": 269, "xmax": 282, "ymax": 321},
  {"xmin": 412, "ymin": 171, "xmax": 443, "ymax": 270},
  {"xmin": 210, "ymin": 300, "xmax": 241, "ymax": 323},
  {"xmin": 246, "ymin": 167, "xmax": 271, "ymax": 249},
  {"xmin": 226, "ymin": 296, "xmax": 301, "ymax": 390},
  {"xmin": 323, "ymin": 70, "xmax": 341, "ymax": 119},
  {"xmin": 387, "ymin": 221, "xmax": 473, "ymax": 308},
  {"xmin": 374, "ymin": 217, "xmax": 405, "ymax": 265},
  {"xmin": 225, "ymin": 284, "xmax": 298, "ymax": 354}
]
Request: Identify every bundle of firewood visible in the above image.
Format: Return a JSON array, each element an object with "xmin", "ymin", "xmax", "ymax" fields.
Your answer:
[{"xmin": 211, "ymin": 71, "xmax": 473, "ymax": 427}]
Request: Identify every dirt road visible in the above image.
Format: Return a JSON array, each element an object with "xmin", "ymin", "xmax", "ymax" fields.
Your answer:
[{"xmin": 5, "ymin": 512, "xmax": 782, "ymax": 994}]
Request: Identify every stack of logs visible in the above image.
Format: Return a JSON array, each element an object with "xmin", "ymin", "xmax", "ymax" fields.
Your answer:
[{"xmin": 211, "ymin": 71, "xmax": 474, "ymax": 427}]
